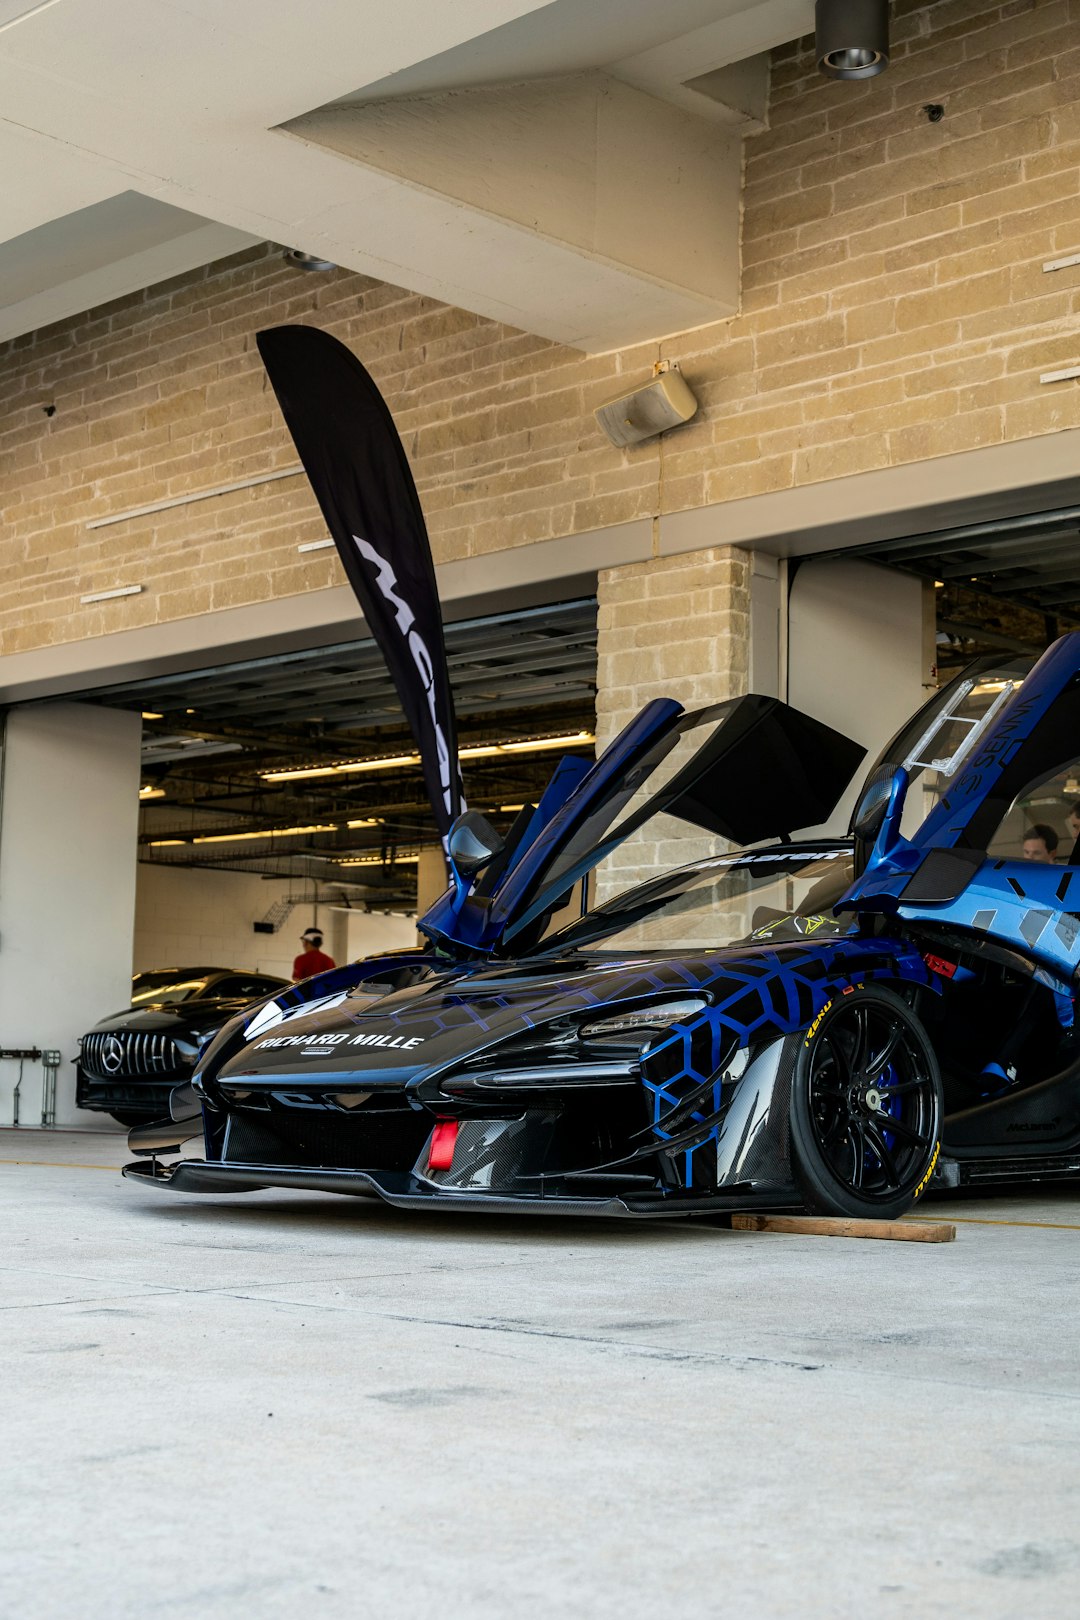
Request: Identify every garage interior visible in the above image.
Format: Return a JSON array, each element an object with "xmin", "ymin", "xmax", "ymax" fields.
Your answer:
[
  {"xmin": 8, "ymin": 499, "xmax": 1075, "ymax": 995},
  {"xmin": 4, "ymin": 494, "xmax": 1067, "ymax": 983},
  {"xmin": 118, "ymin": 598, "xmax": 597, "ymax": 880}
]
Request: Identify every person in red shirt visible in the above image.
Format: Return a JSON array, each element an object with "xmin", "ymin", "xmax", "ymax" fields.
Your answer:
[{"xmin": 292, "ymin": 927, "xmax": 335, "ymax": 981}]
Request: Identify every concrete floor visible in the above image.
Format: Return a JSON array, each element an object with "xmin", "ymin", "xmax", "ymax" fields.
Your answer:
[{"xmin": 3, "ymin": 1130, "xmax": 1080, "ymax": 1620}]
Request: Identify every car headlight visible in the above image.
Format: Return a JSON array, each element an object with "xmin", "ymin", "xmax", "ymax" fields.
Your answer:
[
  {"xmin": 174, "ymin": 1031, "xmax": 215, "ymax": 1058},
  {"xmin": 578, "ymin": 998, "xmax": 709, "ymax": 1047}
]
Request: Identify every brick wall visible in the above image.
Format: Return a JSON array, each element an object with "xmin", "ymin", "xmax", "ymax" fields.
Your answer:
[
  {"xmin": 595, "ymin": 548, "xmax": 752, "ymax": 749},
  {"xmin": 592, "ymin": 547, "xmax": 751, "ymax": 899},
  {"xmin": 1, "ymin": 0, "xmax": 1078, "ymax": 659}
]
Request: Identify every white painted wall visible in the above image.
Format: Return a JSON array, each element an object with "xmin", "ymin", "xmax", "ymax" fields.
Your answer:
[
  {"xmin": 342, "ymin": 908, "xmax": 419, "ymax": 963},
  {"xmin": 749, "ymin": 550, "xmax": 781, "ymax": 700},
  {"xmin": 0, "ymin": 703, "xmax": 141, "ymax": 1127},
  {"xmin": 787, "ymin": 558, "xmax": 932, "ymax": 836},
  {"xmin": 134, "ymin": 864, "xmax": 417, "ymax": 984}
]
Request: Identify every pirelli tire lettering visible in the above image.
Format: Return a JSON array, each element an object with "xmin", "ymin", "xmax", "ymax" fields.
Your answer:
[
  {"xmin": 804, "ymin": 983, "xmax": 870, "ymax": 1048},
  {"xmin": 911, "ymin": 1140, "xmax": 941, "ymax": 1203},
  {"xmin": 804, "ymin": 1000, "xmax": 833, "ymax": 1047}
]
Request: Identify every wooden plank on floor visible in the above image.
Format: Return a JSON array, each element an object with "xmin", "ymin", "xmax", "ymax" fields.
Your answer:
[{"xmin": 730, "ymin": 1213, "xmax": 956, "ymax": 1243}]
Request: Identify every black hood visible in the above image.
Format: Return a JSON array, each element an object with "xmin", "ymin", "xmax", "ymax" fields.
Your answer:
[
  {"xmin": 214, "ymin": 957, "xmax": 701, "ymax": 1088},
  {"xmin": 89, "ymin": 998, "xmax": 261, "ymax": 1038}
]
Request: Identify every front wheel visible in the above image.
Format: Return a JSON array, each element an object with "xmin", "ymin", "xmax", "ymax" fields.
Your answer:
[{"xmin": 789, "ymin": 985, "xmax": 942, "ymax": 1220}]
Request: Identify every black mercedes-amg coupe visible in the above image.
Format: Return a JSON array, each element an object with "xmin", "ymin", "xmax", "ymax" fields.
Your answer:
[{"xmin": 77, "ymin": 967, "xmax": 288, "ymax": 1125}]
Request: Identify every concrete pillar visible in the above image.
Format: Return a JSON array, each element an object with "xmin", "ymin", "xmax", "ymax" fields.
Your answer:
[
  {"xmin": 787, "ymin": 557, "xmax": 936, "ymax": 835},
  {"xmin": 594, "ymin": 545, "xmax": 751, "ymax": 896},
  {"xmin": 0, "ymin": 703, "xmax": 141, "ymax": 1127},
  {"xmin": 415, "ymin": 847, "xmax": 449, "ymax": 926}
]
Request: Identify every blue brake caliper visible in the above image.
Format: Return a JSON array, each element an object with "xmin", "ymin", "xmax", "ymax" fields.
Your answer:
[{"xmin": 875, "ymin": 1061, "xmax": 901, "ymax": 1155}]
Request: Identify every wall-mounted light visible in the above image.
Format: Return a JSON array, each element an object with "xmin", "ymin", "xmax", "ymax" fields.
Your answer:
[{"xmin": 816, "ymin": 0, "xmax": 889, "ymax": 80}]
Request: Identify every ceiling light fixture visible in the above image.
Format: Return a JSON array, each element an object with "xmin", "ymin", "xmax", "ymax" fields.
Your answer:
[
  {"xmin": 192, "ymin": 823, "xmax": 338, "ymax": 845},
  {"xmin": 336, "ymin": 853, "xmax": 421, "ymax": 867},
  {"xmin": 148, "ymin": 839, "xmax": 186, "ymax": 848},
  {"xmin": 501, "ymin": 732, "xmax": 593, "ymax": 754},
  {"xmin": 260, "ymin": 731, "xmax": 595, "ymax": 784},
  {"xmin": 284, "ymin": 248, "xmax": 337, "ymax": 272},
  {"xmin": 815, "ymin": 0, "xmax": 889, "ymax": 80},
  {"xmin": 139, "ymin": 785, "xmax": 166, "ymax": 799},
  {"xmin": 141, "ymin": 711, "xmax": 164, "ymax": 721}
]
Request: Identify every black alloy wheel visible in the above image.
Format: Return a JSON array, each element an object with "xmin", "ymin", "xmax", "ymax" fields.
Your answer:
[{"xmin": 789, "ymin": 985, "xmax": 942, "ymax": 1220}]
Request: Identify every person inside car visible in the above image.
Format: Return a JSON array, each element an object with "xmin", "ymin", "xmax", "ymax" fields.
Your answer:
[
  {"xmin": 1022, "ymin": 823, "xmax": 1059, "ymax": 862},
  {"xmin": 292, "ymin": 927, "xmax": 335, "ymax": 981}
]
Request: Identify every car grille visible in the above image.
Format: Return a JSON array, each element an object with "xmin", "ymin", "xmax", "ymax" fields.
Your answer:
[
  {"xmin": 81, "ymin": 1030, "xmax": 188, "ymax": 1079},
  {"xmin": 222, "ymin": 1107, "xmax": 430, "ymax": 1171}
]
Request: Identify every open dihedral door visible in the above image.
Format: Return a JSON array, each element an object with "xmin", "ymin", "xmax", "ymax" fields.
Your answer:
[{"xmin": 421, "ymin": 693, "xmax": 867, "ymax": 954}]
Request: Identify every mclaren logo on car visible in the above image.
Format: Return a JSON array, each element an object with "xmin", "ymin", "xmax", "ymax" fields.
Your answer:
[{"xmin": 353, "ymin": 534, "xmax": 453, "ymax": 823}]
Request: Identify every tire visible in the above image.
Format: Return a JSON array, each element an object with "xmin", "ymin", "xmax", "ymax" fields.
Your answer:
[{"xmin": 789, "ymin": 985, "xmax": 942, "ymax": 1220}]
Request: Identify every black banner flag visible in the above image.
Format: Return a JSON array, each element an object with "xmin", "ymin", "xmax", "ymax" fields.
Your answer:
[{"xmin": 256, "ymin": 325, "xmax": 465, "ymax": 842}]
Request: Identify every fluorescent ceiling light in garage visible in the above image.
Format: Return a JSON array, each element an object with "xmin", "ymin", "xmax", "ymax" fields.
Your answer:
[
  {"xmin": 150, "ymin": 816, "xmax": 383, "ymax": 846},
  {"xmin": 337, "ymin": 854, "xmax": 421, "ymax": 867},
  {"xmin": 192, "ymin": 823, "xmax": 339, "ymax": 845},
  {"xmin": 262, "ymin": 753, "xmax": 422, "ymax": 782},
  {"xmin": 261, "ymin": 731, "xmax": 595, "ymax": 783}
]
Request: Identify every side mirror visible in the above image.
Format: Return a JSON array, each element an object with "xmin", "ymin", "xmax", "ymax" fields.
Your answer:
[
  {"xmin": 851, "ymin": 764, "xmax": 896, "ymax": 845},
  {"xmin": 447, "ymin": 810, "xmax": 504, "ymax": 883},
  {"xmin": 851, "ymin": 764, "xmax": 908, "ymax": 877}
]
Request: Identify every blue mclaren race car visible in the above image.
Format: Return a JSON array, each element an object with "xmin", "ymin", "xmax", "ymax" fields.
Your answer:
[{"xmin": 126, "ymin": 632, "xmax": 1080, "ymax": 1221}]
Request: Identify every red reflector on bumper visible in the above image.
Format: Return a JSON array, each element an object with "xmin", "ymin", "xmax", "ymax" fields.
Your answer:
[{"xmin": 427, "ymin": 1118, "xmax": 459, "ymax": 1172}]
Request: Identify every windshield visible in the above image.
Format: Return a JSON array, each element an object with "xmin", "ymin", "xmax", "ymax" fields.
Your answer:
[
  {"xmin": 545, "ymin": 845, "xmax": 855, "ymax": 956},
  {"xmin": 865, "ymin": 656, "xmax": 1034, "ymax": 840},
  {"xmin": 130, "ymin": 972, "xmax": 212, "ymax": 1005}
]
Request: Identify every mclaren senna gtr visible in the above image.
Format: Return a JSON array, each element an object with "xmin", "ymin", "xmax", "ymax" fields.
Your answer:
[{"xmin": 125, "ymin": 634, "xmax": 1080, "ymax": 1221}]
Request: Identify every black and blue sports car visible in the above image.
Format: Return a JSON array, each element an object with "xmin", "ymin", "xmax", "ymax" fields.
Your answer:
[{"xmin": 125, "ymin": 632, "xmax": 1080, "ymax": 1221}]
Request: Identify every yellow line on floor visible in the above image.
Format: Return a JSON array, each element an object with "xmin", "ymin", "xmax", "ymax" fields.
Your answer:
[
  {"xmin": 0, "ymin": 1159, "xmax": 119, "ymax": 1171},
  {"xmin": 917, "ymin": 1214, "xmax": 1080, "ymax": 1232}
]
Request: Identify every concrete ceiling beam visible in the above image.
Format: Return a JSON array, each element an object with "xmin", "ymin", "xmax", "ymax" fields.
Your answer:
[{"xmin": 282, "ymin": 72, "xmax": 742, "ymax": 350}]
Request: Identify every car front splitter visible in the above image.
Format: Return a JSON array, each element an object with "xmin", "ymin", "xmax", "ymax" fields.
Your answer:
[
  {"xmin": 122, "ymin": 1157, "xmax": 642, "ymax": 1216},
  {"xmin": 121, "ymin": 1157, "xmax": 775, "ymax": 1218}
]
